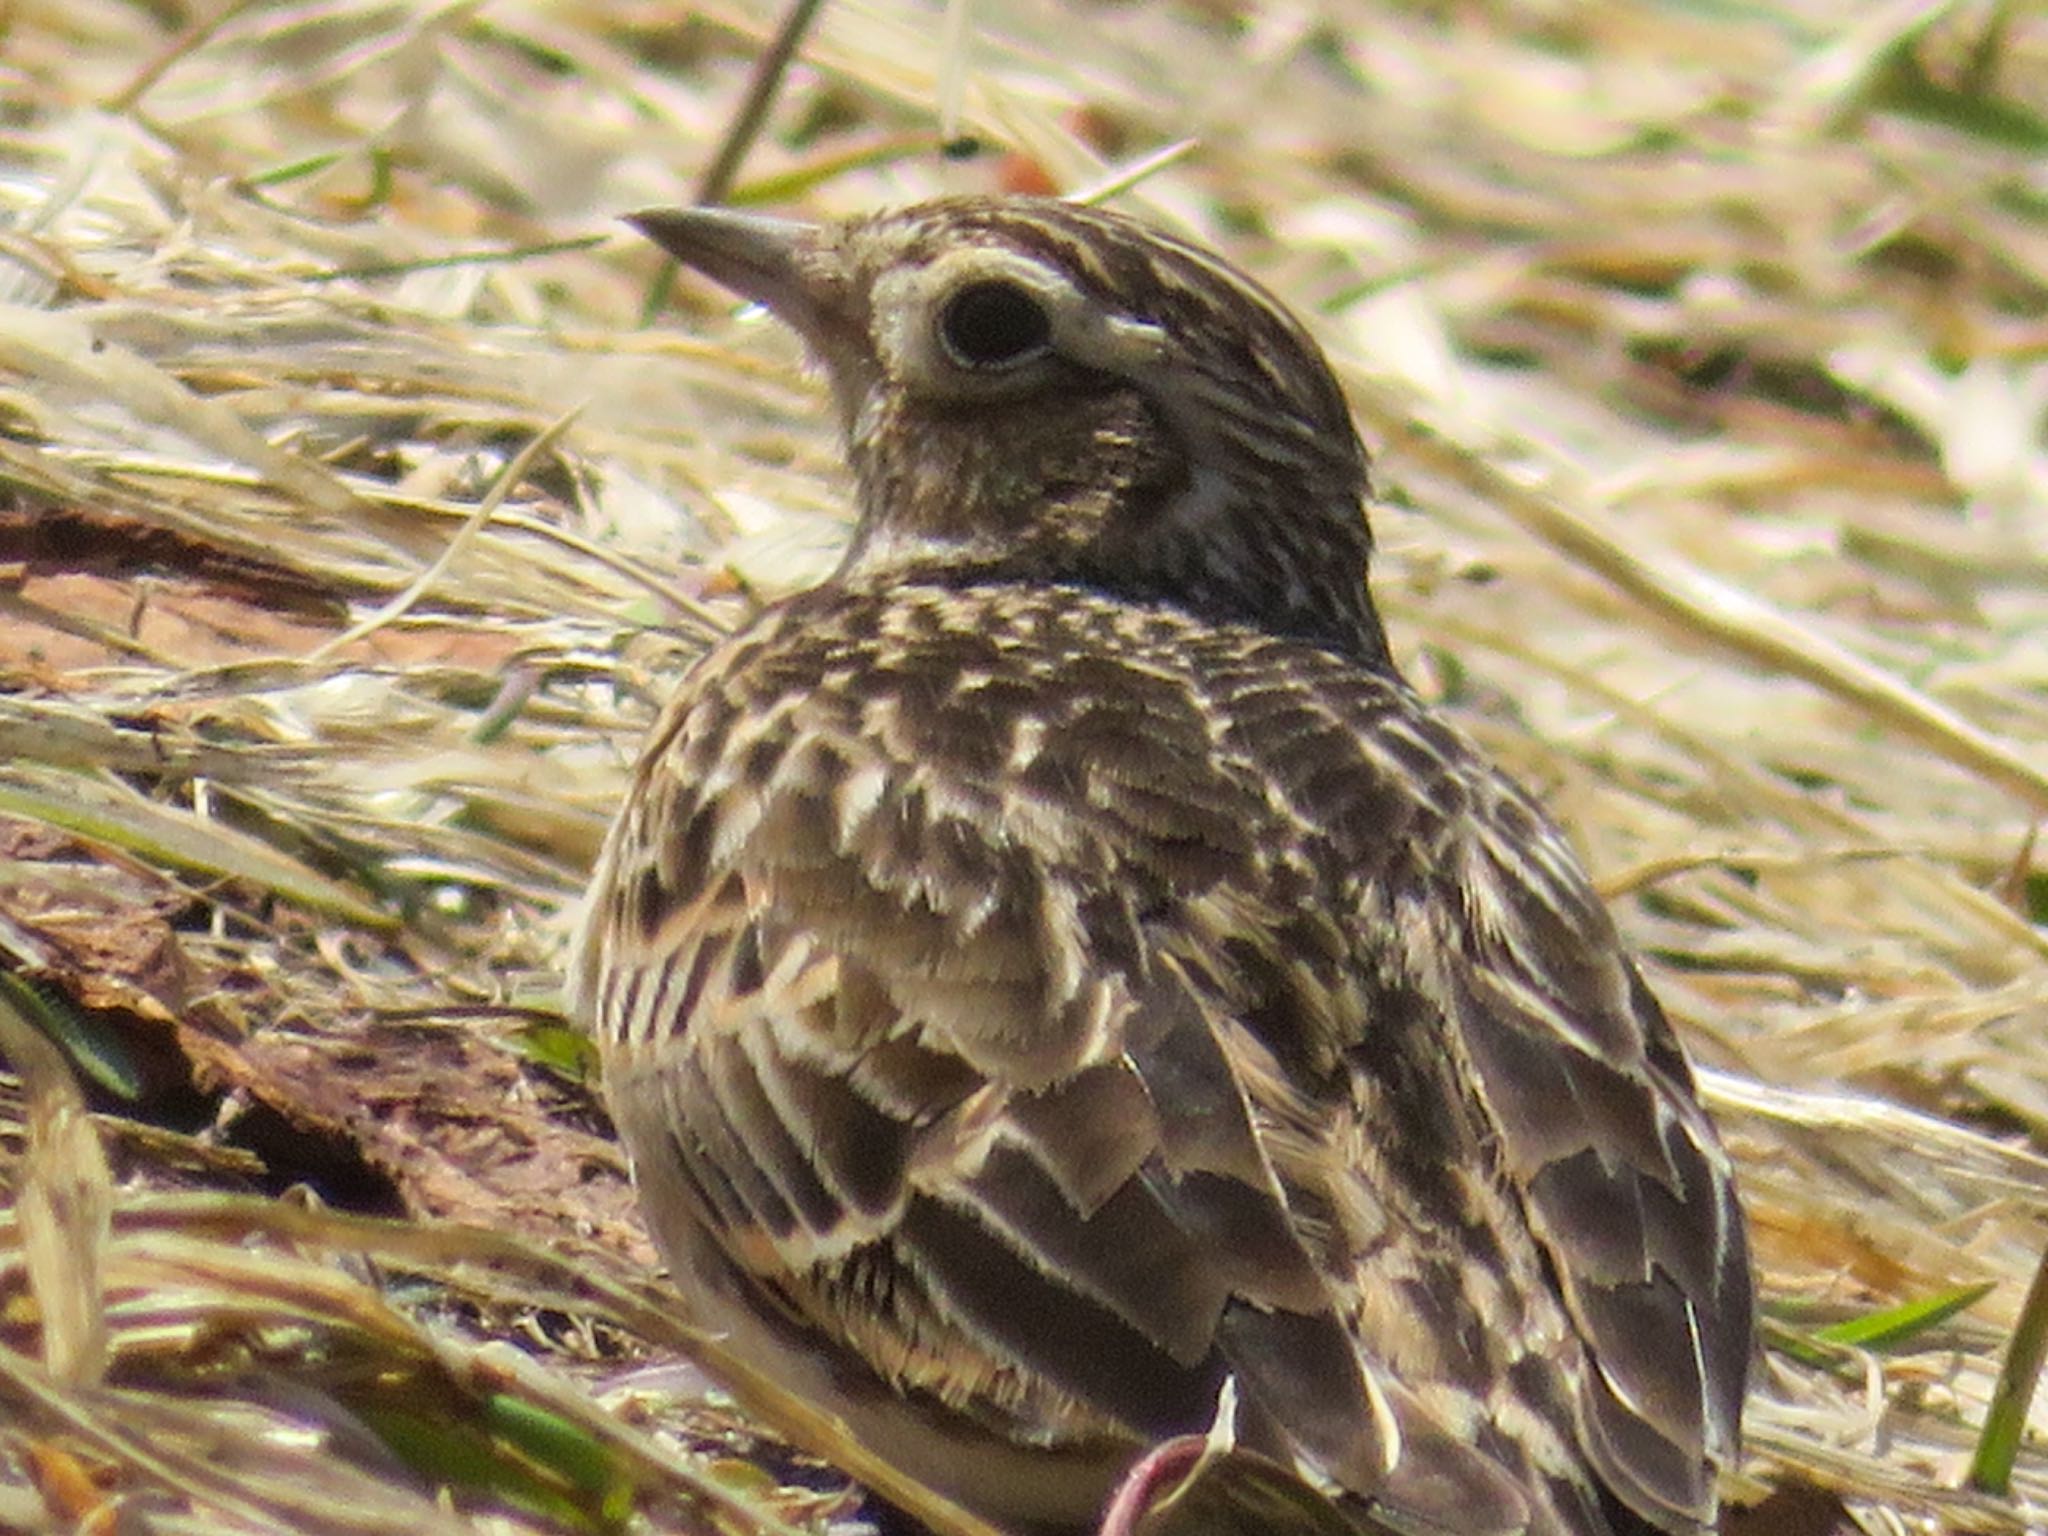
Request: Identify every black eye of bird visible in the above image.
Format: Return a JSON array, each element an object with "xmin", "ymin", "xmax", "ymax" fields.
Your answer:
[{"xmin": 937, "ymin": 280, "xmax": 1053, "ymax": 370}]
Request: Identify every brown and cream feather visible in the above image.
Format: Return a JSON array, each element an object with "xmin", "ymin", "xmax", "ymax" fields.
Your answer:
[{"xmin": 574, "ymin": 196, "xmax": 1751, "ymax": 1536}]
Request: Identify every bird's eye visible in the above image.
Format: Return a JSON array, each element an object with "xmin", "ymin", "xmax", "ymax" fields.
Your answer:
[{"xmin": 936, "ymin": 280, "xmax": 1053, "ymax": 371}]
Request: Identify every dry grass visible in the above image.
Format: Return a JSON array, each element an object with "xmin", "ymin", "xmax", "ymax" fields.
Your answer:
[{"xmin": 1, "ymin": 0, "xmax": 2046, "ymax": 1532}]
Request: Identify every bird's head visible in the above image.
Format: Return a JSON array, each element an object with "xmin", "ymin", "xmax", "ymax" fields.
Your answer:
[{"xmin": 632, "ymin": 195, "xmax": 1386, "ymax": 663}]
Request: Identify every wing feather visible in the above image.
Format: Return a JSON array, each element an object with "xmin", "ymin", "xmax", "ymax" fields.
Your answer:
[{"xmin": 1422, "ymin": 796, "xmax": 1752, "ymax": 1531}]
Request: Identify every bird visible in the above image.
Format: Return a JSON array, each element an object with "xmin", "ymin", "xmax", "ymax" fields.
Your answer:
[{"xmin": 572, "ymin": 194, "xmax": 1753, "ymax": 1536}]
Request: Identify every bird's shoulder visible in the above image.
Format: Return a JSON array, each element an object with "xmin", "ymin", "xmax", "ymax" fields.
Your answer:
[{"xmin": 639, "ymin": 575, "xmax": 1466, "ymax": 886}]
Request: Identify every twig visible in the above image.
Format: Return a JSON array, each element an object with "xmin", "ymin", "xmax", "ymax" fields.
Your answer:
[{"xmin": 696, "ymin": 0, "xmax": 830, "ymax": 206}]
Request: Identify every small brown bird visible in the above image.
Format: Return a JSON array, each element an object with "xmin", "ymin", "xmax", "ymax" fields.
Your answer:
[{"xmin": 573, "ymin": 196, "xmax": 1751, "ymax": 1536}]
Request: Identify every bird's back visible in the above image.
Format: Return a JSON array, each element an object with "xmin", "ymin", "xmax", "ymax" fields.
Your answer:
[{"xmin": 578, "ymin": 573, "xmax": 1750, "ymax": 1536}]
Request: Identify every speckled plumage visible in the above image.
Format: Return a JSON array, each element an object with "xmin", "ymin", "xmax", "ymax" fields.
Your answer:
[{"xmin": 574, "ymin": 197, "xmax": 1751, "ymax": 1536}]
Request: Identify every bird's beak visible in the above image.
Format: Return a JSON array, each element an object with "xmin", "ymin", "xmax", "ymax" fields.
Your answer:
[{"xmin": 628, "ymin": 206, "xmax": 830, "ymax": 336}]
